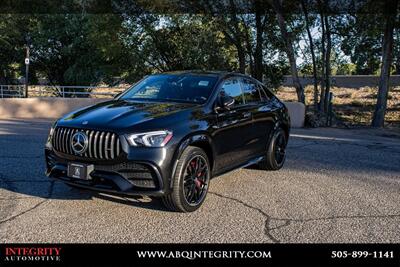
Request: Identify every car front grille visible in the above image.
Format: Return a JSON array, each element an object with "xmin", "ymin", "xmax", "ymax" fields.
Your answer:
[{"xmin": 52, "ymin": 127, "xmax": 122, "ymax": 159}]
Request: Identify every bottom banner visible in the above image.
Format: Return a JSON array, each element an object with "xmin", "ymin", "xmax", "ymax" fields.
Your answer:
[{"xmin": 1, "ymin": 243, "xmax": 399, "ymax": 266}]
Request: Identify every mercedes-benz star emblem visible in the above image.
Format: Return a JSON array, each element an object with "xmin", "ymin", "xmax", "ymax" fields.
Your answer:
[{"xmin": 71, "ymin": 132, "xmax": 88, "ymax": 154}]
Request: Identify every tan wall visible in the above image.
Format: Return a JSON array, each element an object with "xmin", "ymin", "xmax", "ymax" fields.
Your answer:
[
  {"xmin": 0, "ymin": 98, "xmax": 305, "ymax": 127},
  {"xmin": 0, "ymin": 98, "xmax": 104, "ymax": 120},
  {"xmin": 284, "ymin": 102, "xmax": 305, "ymax": 128}
]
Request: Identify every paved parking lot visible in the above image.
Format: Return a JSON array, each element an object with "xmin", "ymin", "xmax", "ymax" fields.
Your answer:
[{"xmin": 0, "ymin": 119, "xmax": 399, "ymax": 243}]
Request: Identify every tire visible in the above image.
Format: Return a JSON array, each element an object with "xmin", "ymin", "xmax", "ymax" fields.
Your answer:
[
  {"xmin": 162, "ymin": 146, "xmax": 211, "ymax": 212},
  {"xmin": 259, "ymin": 128, "xmax": 287, "ymax": 171}
]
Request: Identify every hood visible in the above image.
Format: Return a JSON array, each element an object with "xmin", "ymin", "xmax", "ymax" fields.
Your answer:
[{"xmin": 58, "ymin": 100, "xmax": 196, "ymax": 130}]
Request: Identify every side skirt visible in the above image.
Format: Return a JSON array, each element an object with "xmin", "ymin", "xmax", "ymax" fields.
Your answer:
[{"xmin": 211, "ymin": 155, "xmax": 265, "ymax": 178}]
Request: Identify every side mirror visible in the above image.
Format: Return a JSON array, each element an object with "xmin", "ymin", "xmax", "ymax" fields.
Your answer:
[
  {"xmin": 221, "ymin": 95, "xmax": 235, "ymax": 108},
  {"xmin": 215, "ymin": 95, "xmax": 234, "ymax": 112}
]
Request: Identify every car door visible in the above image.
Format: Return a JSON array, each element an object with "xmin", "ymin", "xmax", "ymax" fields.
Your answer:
[
  {"xmin": 243, "ymin": 79, "xmax": 276, "ymax": 156},
  {"xmin": 212, "ymin": 77, "xmax": 255, "ymax": 172}
]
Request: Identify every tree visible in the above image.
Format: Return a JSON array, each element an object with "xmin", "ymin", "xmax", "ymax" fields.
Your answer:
[
  {"xmin": 28, "ymin": 13, "xmax": 128, "ymax": 85},
  {"xmin": 394, "ymin": 26, "xmax": 400, "ymax": 74},
  {"xmin": 319, "ymin": 0, "xmax": 332, "ymax": 113},
  {"xmin": 301, "ymin": 0, "xmax": 318, "ymax": 110},
  {"xmin": 207, "ymin": 0, "xmax": 270, "ymax": 79},
  {"xmin": 0, "ymin": 15, "xmax": 33, "ymax": 84},
  {"xmin": 120, "ymin": 13, "xmax": 235, "ymax": 76},
  {"xmin": 372, "ymin": 0, "xmax": 399, "ymax": 127},
  {"xmin": 338, "ymin": 13, "xmax": 383, "ymax": 75},
  {"xmin": 269, "ymin": 0, "xmax": 305, "ymax": 103},
  {"xmin": 211, "ymin": 0, "xmax": 248, "ymax": 74}
]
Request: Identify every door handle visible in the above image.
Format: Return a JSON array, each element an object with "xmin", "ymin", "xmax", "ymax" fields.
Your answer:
[{"xmin": 243, "ymin": 112, "xmax": 251, "ymax": 118}]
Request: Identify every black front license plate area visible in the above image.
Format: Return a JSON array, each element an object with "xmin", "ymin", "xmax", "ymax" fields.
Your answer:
[{"xmin": 67, "ymin": 163, "xmax": 94, "ymax": 180}]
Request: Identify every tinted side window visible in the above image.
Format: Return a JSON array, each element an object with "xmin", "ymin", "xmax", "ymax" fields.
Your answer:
[
  {"xmin": 220, "ymin": 79, "xmax": 244, "ymax": 105},
  {"xmin": 259, "ymin": 84, "xmax": 274, "ymax": 100},
  {"xmin": 242, "ymin": 79, "xmax": 261, "ymax": 103}
]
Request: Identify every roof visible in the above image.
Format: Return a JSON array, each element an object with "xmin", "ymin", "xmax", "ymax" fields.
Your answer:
[{"xmin": 152, "ymin": 70, "xmax": 262, "ymax": 84}]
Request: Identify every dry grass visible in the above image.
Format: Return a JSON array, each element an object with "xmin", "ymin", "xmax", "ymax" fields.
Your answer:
[
  {"xmin": 276, "ymin": 85, "xmax": 400, "ymax": 127},
  {"xmin": 28, "ymin": 85, "xmax": 129, "ymax": 98}
]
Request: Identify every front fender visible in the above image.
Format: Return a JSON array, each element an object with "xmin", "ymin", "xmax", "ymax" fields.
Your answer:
[{"xmin": 169, "ymin": 132, "xmax": 215, "ymax": 189}]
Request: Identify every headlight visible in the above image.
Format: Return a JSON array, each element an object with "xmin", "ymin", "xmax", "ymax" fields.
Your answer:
[
  {"xmin": 126, "ymin": 130, "xmax": 173, "ymax": 147},
  {"xmin": 49, "ymin": 126, "xmax": 55, "ymax": 137},
  {"xmin": 46, "ymin": 122, "xmax": 57, "ymax": 147}
]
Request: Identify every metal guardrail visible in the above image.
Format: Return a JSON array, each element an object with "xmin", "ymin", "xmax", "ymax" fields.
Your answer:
[
  {"xmin": 0, "ymin": 85, "xmax": 126, "ymax": 98},
  {"xmin": 0, "ymin": 85, "xmax": 25, "ymax": 98}
]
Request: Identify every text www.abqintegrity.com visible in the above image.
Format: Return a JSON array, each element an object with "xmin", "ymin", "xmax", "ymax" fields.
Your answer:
[{"xmin": 137, "ymin": 250, "xmax": 272, "ymax": 260}]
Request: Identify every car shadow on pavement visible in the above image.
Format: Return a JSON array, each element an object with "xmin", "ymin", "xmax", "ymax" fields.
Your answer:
[
  {"xmin": 0, "ymin": 177, "xmax": 170, "ymax": 211},
  {"xmin": 92, "ymin": 192, "xmax": 169, "ymax": 211},
  {"xmin": 0, "ymin": 177, "xmax": 92, "ymax": 201}
]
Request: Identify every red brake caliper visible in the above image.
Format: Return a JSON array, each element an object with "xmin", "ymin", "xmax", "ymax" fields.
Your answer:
[
  {"xmin": 195, "ymin": 172, "xmax": 205, "ymax": 188},
  {"xmin": 194, "ymin": 178, "xmax": 203, "ymax": 189},
  {"xmin": 192, "ymin": 159, "xmax": 203, "ymax": 189}
]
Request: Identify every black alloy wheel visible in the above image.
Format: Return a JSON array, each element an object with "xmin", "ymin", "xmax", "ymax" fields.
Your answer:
[
  {"xmin": 259, "ymin": 128, "xmax": 287, "ymax": 171},
  {"xmin": 162, "ymin": 146, "xmax": 210, "ymax": 212},
  {"xmin": 182, "ymin": 155, "xmax": 209, "ymax": 206},
  {"xmin": 274, "ymin": 132, "xmax": 286, "ymax": 166}
]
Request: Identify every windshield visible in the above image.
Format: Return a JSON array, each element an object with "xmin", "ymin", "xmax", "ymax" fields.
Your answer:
[{"xmin": 120, "ymin": 74, "xmax": 218, "ymax": 103}]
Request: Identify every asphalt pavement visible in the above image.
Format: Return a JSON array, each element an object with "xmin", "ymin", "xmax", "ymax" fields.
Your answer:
[{"xmin": 0, "ymin": 119, "xmax": 399, "ymax": 243}]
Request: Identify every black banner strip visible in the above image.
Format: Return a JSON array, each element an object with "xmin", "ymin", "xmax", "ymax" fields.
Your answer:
[{"xmin": 1, "ymin": 243, "xmax": 399, "ymax": 266}]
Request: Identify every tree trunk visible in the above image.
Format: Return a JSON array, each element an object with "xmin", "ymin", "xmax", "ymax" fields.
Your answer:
[
  {"xmin": 220, "ymin": 0, "xmax": 247, "ymax": 74},
  {"xmin": 301, "ymin": 0, "xmax": 318, "ymax": 111},
  {"xmin": 220, "ymin": 25, "xmax": 246, "ymax": 74},
  {"xmin": 396, "ymin": 29, "xmax": 400, "ymax": 74},
  {"xmin": 243, "ymin": 22, "xmax": 254, "ymax": 76},
  {"xmin": 238, "ymin": 47, "xmax": 246, "ymax": 74},
  {"xmin": 271, "ymin": 0, "xmax": 305, "ymax": 103},
  {"xmin": 372, "ymin": 0, "xmax": 398, "ymax": 127},
  {"xmin": 254, "ymin": 8, "xmax": 264, "ymax": 81},
  {"xmin": 396, "ymin": 56, "xmax": 400, "ymax": 75},
  {"xmin": 318, "ymin": 3, "xmax": 326, "ymax": 112},
  {"xmin": 323, "ymin": 14, "xmax": 332, "ymax": 113}
]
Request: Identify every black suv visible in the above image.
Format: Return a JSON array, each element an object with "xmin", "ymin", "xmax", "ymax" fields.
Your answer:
[{"xmin": 45, "ymin": 71, "xmax": 290, "ymax": 212}]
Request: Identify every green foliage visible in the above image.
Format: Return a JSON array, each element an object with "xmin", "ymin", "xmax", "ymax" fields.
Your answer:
[
  {"xmin": 335, "ymin": 63, "xmax": 357, "ymax": 75},
  {"xmin": 0, "ymin": 14, "xmax": 26, "ymax": 83},
  {"xmin": 30, "ymin": 14, "xmax": 128, "ymax": 85},
  {"xmin": 264, "ymin": 60, "xmax": 289, "ymax": 91},
  {"xmin": 337, "ymin": 13, "xmax": 383, "ymax": 75},
  {"xmin": 0, "ymin": 2, "xmax": 398, "ymax": 87},
  {"xmin": 121, "ymin": 15, "xmax": 234, "ymax": 74}
]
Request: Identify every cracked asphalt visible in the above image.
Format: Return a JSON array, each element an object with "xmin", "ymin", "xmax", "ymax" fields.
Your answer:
[{"xmin": 0, "ymin": 119, "xmax": 399, "ymax": 243}]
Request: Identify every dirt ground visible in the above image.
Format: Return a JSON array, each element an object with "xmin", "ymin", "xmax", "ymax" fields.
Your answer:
[{"xmin": 276, "ymin": 86, "xmax": 400, "ymax": 128}]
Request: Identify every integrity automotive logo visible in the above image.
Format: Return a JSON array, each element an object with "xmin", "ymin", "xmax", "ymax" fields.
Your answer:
[{"xmin": 2, "ymin": 247, "xmax": 62, "ymax": 263}]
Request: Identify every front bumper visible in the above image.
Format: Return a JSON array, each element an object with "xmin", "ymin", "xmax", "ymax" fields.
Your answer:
[{"xmin": 45, "ymin": 149, "xmax": 167, "ymax": 197}]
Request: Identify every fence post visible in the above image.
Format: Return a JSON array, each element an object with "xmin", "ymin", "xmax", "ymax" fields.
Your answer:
[
  {"xmin": 62, "ymin": 87, "xmax": 65, "ymax": 98},
  {"xmin": 0, "ymin": 85, "xmax": 3, "ymax": 98}
]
